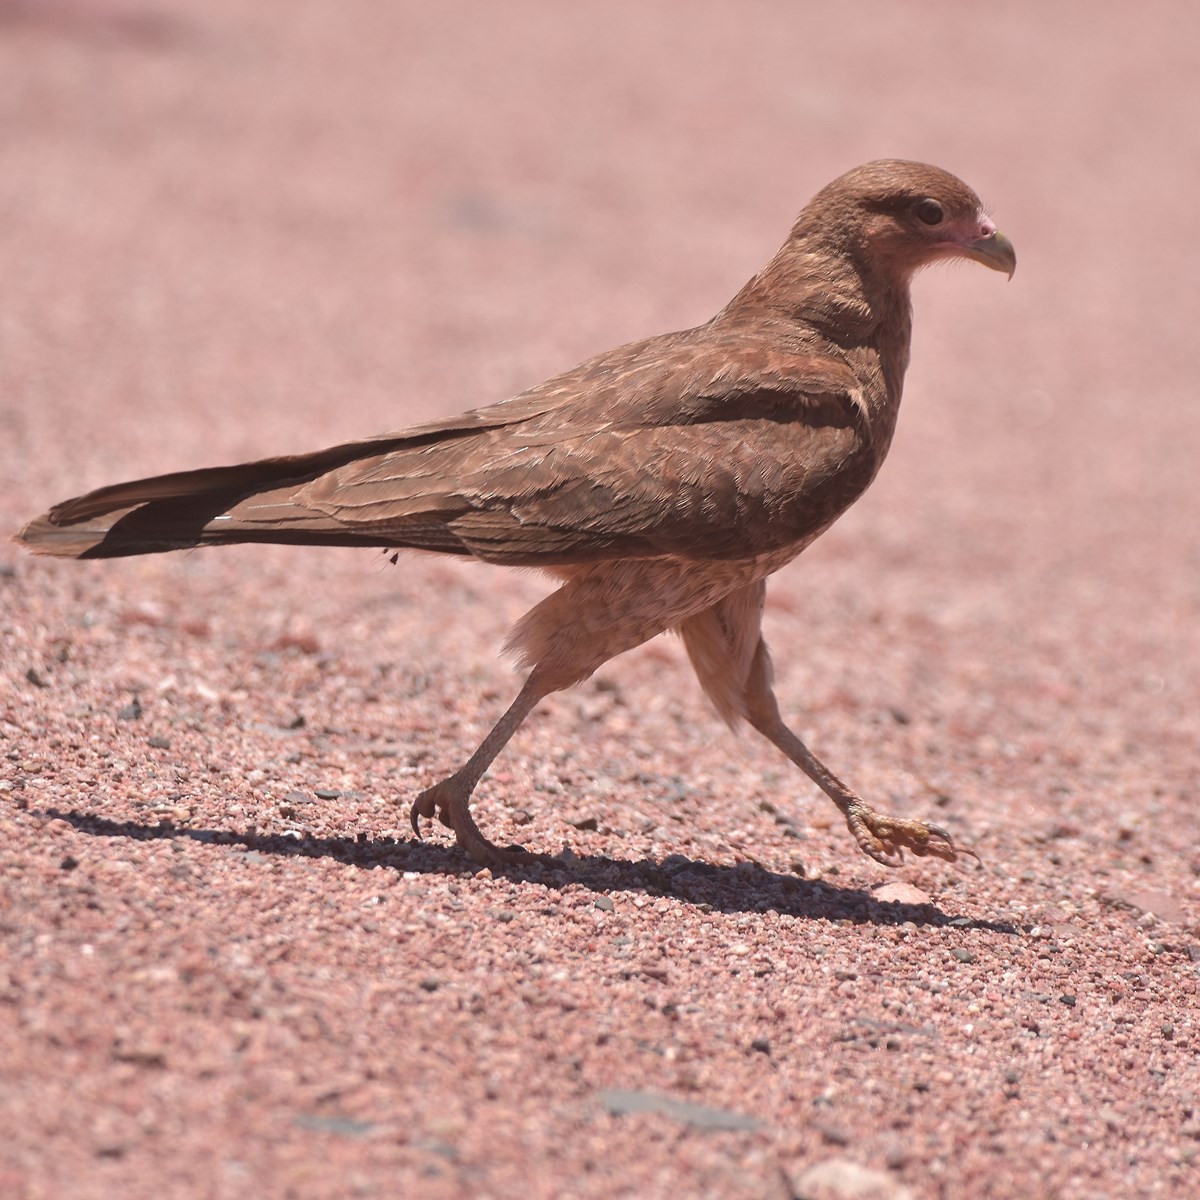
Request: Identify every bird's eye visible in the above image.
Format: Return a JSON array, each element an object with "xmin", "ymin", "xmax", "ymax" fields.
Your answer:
[{"xmin": 914, "ymin": 198, "xmax": 944, "ymax": 226}]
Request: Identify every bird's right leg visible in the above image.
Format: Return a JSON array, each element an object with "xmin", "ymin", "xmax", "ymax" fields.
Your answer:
[
  {"xmin": 742, "ymin": 641, "xmax": 977, "ymax": 867},
  {"xmin": 680, "ymin": 586, "xmax": 976, "ymax": 868}
]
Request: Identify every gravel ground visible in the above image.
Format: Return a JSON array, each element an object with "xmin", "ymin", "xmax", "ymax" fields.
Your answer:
[{"xmin": 2, "ymin": 2, "xmax": 1198, "ymax": 1198}]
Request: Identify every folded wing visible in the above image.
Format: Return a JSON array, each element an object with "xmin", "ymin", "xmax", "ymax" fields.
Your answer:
[{"xmin": 20, "ymin": 329, "xmax": 874, "ymax": 565}]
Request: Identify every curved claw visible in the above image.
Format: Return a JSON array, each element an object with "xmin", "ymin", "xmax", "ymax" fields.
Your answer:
[
  {"xmin": 915, "ymin": 822, "xmax": 983, "ymax": 867},
  {"xmin": 848, "ymin": 808, "xmax": 981, "ymax": 869},
  {"xmin": 407, "ymin": 777, "xmax": 548, "ymax": 868},
  {"xmin": 409, "ymin": 788, "xmax": 439, "ymax": 837}
]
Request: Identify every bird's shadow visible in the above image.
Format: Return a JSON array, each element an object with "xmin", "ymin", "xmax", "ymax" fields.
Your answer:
[{"xmin": 42, "ymin": 807, "xmax": 1019, "ymax": 933}]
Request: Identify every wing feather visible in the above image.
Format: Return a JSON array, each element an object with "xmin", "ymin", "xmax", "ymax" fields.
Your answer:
[
  {"xmin": 298, "ymin": 334, "xmax": 876, "ymax": 565},
  {"xmin": 28, "ymin": 323, "xmax": 881, "ymax": 567}
]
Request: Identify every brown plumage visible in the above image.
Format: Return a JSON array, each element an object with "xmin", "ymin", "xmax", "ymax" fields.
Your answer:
[{"xmin": 18, "ymin": 160, "xmax": 1015, "ymax": 868}]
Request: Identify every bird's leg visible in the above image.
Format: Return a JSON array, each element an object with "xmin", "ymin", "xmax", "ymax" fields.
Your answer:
[
  {"xmin": 410, "ymin": 672, "xmax": 551, "ymax": 866},
  {"xmin": 681, "ymin": 588, "xmax": 976, "ymax": 867},
  {"xmin": 742, "ymin": 641, "xmax": 977, "ymax": 868},
  {"xmin": 419, "ymin": 558, "xmax": 725, "ymax": 866}
]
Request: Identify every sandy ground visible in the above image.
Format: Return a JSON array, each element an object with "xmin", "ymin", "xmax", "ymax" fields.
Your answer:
[{"xmin": 2, "ymin": 2, "xmax": 1198, "ymax": 1197}]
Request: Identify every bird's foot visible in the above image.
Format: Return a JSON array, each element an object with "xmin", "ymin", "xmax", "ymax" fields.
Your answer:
[
  {"xmin": 845, "ymin": 802, "xmax": 980, "ymax": 869},
  {"xmin": 409, "ymin": 777, "xmax": 548, "ymax": 868}
]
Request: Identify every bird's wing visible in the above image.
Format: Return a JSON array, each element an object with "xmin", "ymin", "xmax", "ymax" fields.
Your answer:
[
  {"xmin": 40, "ymin": 382, "xmax": 587, "ymax": 527},
  {"xmin": 32, "ymin": 331, "xmax": 877, "ymax": 565},
  {"xmin": 297, "ymin": 337, "xmax": 878, "ymax": 564}
]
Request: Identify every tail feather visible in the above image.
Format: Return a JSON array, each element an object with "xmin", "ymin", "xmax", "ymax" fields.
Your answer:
[
  {"xmin": 18, "ymin": 495, "xmax": 402, "ymax": 559},
  {"xmin": 16, "ymin": 436, "xmax": 453, "ymax": 560}
]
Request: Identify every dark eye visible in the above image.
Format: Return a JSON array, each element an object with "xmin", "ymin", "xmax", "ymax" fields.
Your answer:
[{"xmin": 914, "ymin": 198, "xmax": 944, "ymax": 226}]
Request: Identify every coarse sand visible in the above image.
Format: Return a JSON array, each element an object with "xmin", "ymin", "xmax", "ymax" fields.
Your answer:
[{"xmin": 2, "ymin": 3, "xmax": 1198, "ymax": 1198}]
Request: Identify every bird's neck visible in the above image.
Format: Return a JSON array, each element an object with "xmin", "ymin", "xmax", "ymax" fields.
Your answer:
[{"xmin": 717, "ymin": 242, "xmax": 914, "ymax": 406}]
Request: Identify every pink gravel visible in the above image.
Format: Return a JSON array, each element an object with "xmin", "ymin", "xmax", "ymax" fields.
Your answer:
[{"xmin": 2, "ymin": 2, "xmax": 1198, "ymax": 1197}]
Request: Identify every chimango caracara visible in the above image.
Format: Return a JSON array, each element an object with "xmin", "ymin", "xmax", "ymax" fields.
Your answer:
[{"xmin": 19, "ymin": 160, "xmax": 1015, "ymax": 869}]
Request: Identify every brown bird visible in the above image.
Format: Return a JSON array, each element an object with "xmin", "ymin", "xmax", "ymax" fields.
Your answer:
[{"xmin": 19, "ymin": 160, "xmax": 1014, "ymax": 869}]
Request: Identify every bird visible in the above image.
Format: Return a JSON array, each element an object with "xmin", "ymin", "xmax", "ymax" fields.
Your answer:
[{"xmin": 18, "ymin": 159, "xmax": 1014, "ymax": 870}]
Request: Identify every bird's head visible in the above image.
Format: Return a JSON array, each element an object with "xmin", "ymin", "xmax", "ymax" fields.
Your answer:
[{"xmin": 799, "ymin": 159, "xmax": 1016, "ymax": 283}]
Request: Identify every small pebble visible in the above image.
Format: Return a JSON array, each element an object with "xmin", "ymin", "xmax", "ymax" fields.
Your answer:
[{"xmin": 874, "ymin": 881, "xmax": 932, "ymax": 906}]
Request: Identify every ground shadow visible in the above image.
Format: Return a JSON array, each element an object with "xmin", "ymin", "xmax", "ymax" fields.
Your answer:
[{"xmin": 42, "ymin": 807, "xmax": 1019, "ymax": 932}]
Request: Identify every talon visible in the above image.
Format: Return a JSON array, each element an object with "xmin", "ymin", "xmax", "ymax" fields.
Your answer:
[
  {"xmin": 847, "ymin": 806, "xmax": 979, "ymax": 869},
  {"xmin": 908, "ymin": 821, "xmax": 982, "ymax": 867},
  {"xmin": 405, "ymin": 776, "xmax": 550, "ymax": 868},
  {"xmin": 409, "ymin": 787, "xmax": 439, "ymax": 837}
]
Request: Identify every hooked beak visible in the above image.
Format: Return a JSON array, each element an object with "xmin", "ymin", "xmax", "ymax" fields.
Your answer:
[{"xmin": 962, "ymin": 228, "xmax": 1016, "ymax": 279}]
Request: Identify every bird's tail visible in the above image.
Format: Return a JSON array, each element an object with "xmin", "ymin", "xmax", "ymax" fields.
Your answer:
[{"xmin": 16, "ymin": 438, "xmax": 408, "ymax": 560}]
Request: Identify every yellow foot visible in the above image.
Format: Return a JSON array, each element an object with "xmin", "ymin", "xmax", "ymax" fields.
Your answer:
[
  {"xmin": 845, "ymin": 803, "xmax": 980, "ymax": 868},
  {"xmin": 409, "ymin": 777, "xmax": 549, "ymax": 868}
]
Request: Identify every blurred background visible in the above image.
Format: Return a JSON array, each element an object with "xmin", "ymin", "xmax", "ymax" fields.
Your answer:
[{"xmin": 4, "ymin": 0, "xmax": 1197, "ymax": 794}]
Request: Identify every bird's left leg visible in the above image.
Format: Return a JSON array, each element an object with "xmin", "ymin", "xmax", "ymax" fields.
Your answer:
[
  {"xmin": 411, "ymin": 558, "xmax": 693, "ymax": 866},
  {"xmin": 680, "ymin": 585, "xmax": 975, "ymax": 867},
  {"xmin": 409, "ymin": 669, "xmax": 554, "ymax": 866}
]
